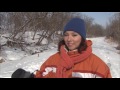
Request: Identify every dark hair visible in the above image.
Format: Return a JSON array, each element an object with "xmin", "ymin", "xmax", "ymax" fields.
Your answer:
[{"xmin": 58, "ymin": 38, "xmax": 87, "ymax": 53}]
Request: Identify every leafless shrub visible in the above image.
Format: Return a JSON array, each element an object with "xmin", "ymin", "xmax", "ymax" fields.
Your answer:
[{"xmin": 105, "ymin": 12, "xmax": 120, "ymax": 50}]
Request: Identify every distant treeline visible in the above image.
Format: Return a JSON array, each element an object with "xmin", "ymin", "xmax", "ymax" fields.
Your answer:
[{"xmin": 0, "ymin": 12, "xmax": 120, "ymax": 50}]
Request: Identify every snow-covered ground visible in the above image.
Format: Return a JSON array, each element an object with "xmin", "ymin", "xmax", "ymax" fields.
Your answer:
[
  {"xmin": 90, "ymin": 37, "xmax": 120, "ymax": 78},
  {"xmin": 0, "ymin": 37, "xmax": 120, "ymax": 78}
]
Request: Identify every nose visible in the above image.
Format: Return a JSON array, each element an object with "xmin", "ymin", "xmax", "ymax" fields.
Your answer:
[{"xmin": 67, "ymin": 35, "xmax": 72, "ymax": 41}]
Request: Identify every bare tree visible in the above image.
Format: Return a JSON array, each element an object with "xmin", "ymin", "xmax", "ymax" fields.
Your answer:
[{"xmin": 105, "ymin": 12, "xmax": 120, "ymax": 50}]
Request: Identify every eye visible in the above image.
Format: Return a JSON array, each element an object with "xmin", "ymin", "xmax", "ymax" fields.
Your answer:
[
  {"xmin": 64, "ymin": 33, "xmax": 68, "ymax": 36},
  {"xmin": 72, "ymin": 34, "xmax": 78, "ymax": 36}
]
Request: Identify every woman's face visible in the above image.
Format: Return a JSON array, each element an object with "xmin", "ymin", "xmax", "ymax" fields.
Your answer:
[{"xmin": 63, "ymin": 31, "xmax": 82, "ymax": 51}]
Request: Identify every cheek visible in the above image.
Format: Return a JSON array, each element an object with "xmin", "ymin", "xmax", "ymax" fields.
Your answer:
[
  {"xmin": 63, "ymin": 37, "xmax": 67, "ymax": 42},
  {"xmin": 76, "ymin": 38, "xmax": 82, "ymax": 45}
]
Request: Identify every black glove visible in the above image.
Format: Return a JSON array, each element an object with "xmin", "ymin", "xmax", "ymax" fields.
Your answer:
[{"xmin": 11, "ymin": 68, "xmax": 34, "ymax": 78}]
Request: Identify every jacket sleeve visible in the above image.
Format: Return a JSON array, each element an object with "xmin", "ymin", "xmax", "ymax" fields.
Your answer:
[
  {"xmin": 91, "ymin": 54, "xmax": 112, "ymax": 78},
  {"xmin": 106, "ymin": 69, "xmax": 112, "ymax": 78},
  {"xmin": 34, "ymin": 55, "xmax": 56, "ymax": 78},
  {"xmin": 34, "ymin": 61, "xmax": 47, "ymax": 78},
  {"xmin": 97, "ymin": 62, "xmax": 112, "ymax": 78}
]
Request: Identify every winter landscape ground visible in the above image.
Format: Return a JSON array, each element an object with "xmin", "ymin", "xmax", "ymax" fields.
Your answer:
[{"xmin": 0, "ymin": 36, "xmax": 120, "ymax": 78}]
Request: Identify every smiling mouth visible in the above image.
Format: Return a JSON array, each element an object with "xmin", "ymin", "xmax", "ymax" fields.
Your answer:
[{"xmin": 67, "ymin": 43, "xmax": 73, "ymax": 47}]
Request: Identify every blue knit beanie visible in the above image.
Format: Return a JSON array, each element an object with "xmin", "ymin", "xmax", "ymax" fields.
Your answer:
[{"xmin": 64, "ymin": 18, "xmax": 86, "ymax": 40}]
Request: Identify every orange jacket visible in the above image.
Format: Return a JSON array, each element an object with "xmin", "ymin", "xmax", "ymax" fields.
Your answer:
[{"xmin": 35, "ymin": 40, "xmax": 112, "ymax": 78}]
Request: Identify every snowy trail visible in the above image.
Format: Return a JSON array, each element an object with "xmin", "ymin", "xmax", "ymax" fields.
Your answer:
[{"xmin": 89, "ymin": 37, "xmax": 120, "ymax": 78}]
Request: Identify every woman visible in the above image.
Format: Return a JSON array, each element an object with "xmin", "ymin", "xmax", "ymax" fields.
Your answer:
[{"xmin": 35, "ymin": 18, "xmax": 112, "ymax": 78}]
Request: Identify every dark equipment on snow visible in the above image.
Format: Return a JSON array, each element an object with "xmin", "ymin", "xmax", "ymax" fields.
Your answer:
[{"xmin": 11, "ymin": 68, "xmax": 34, "ymax": 78}]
